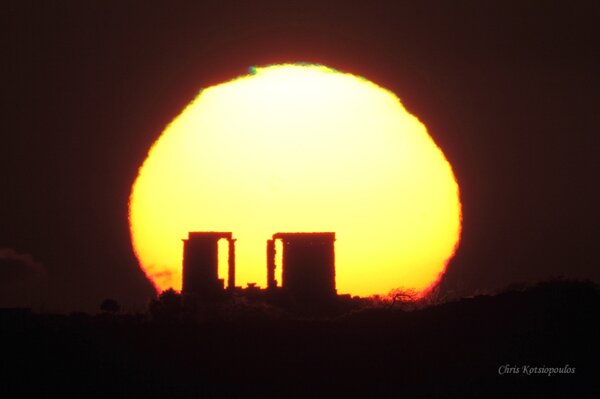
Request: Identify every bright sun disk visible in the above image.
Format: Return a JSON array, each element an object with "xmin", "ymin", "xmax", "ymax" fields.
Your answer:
[{"xmin": 129, "ymin": 63, "xmax": 462, "ymax": 297}]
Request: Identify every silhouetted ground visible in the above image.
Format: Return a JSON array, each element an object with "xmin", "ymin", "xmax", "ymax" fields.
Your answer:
[{"xmin": 1, "ymin": 280, "xmax": 598, "ymax": 398}]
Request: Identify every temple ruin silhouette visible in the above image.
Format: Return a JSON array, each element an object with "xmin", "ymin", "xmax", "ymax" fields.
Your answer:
[
  {"xmin": 268, "ymin": 233, "xmax": 336, "ymax": 302},
  {"xmin": 182, "ymin": 231, "xmax": 337, "ymax": 307},
  {"xmin": 182, "ymin": 232, "xmax": 236, "ymax": 298}
]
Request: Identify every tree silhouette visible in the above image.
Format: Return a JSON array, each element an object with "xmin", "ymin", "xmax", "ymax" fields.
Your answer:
[
  {"xmin": 149, "ymin": 288, "xmax": 182, "ymax": 322},
  {"xmin": 100, "ymin": 298, "xmax": 120, "ymax": 314},
  {"xmin": 386, "ymin": 287, "xmax": 418, "ymax": 310},
  {"xmin": 370, "ymin": 287, "xmax": 419, "ymax": 311}
]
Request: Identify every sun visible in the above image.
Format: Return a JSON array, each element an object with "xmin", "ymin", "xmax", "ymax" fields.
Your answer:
[{"xmin": 129, "ymin": 63, "xmax": 461, "ymax": 297}]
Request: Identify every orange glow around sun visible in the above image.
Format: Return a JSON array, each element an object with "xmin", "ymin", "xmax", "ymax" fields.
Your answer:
[{"xmin": 129, "ymin": 64, "xmax": 461, "ymax": 297}]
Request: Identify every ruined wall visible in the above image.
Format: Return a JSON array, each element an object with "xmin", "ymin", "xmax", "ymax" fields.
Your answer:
[
  {"xmin": 182, "ymin": 232, "xmax": 233, "ymax": 297},
  {"xmin": 272, "ymin": 233, "xmax": 336, "ymax": 303}
]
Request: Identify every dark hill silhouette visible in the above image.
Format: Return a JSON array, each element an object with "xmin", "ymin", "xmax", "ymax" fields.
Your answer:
[{"xmin": 1, "ymin": 279, "xmax": 598, "ymax": 397}]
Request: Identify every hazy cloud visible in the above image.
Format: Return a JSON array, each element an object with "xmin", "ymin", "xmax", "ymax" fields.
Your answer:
[{"xmin": 0, "ymin": 248, "xmax": 48, "ymax": 308}]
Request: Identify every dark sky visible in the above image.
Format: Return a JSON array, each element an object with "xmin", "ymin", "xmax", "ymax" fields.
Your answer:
[{"xmin": 2, "ymin": 1, "xmax": 598, "ymax": 312}]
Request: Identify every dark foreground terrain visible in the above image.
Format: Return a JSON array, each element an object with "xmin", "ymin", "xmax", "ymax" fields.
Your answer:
[{"xmin": 1, "ymin": 280, "xmax": 598, "ymax": 398}]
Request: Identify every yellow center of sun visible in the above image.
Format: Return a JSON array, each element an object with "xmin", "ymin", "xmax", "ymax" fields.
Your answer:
[{"xmin": 129, "ymin": 64, "xmax": 461, "ymax": 297}]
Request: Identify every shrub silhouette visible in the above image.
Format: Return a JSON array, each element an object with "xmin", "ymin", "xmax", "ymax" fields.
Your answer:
[
  {"xmin": 149, "ymin": 288, "xmax": 182, "ymax": 322},
  {"xmin": 100, "ymin": 298, "xmax": 120, "ymax": 314}
]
